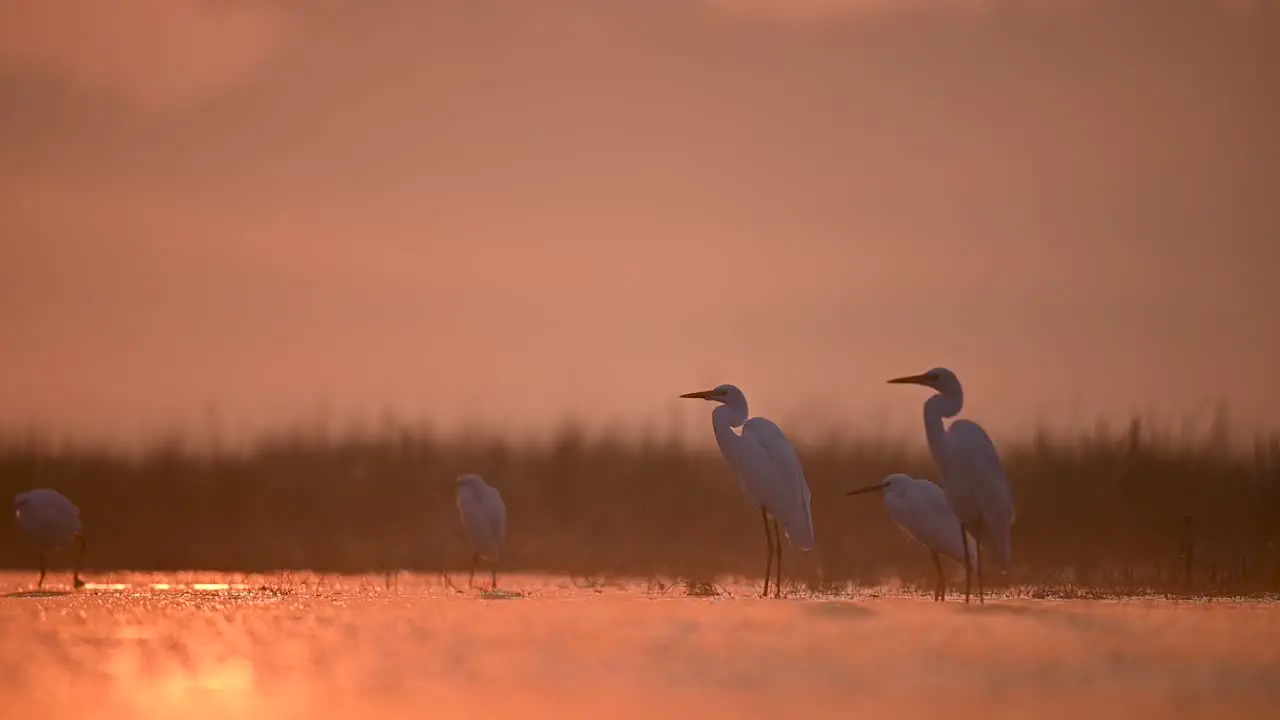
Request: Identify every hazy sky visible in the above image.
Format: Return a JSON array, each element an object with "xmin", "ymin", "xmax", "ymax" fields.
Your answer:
[{"xmin": 2, "ymin": 0, "xmax": 1278, "ymax": 446}]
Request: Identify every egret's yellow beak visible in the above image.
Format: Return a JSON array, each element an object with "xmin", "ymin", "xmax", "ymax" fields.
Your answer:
[
  {"xmin": 887, "ymin": 373, "xmax": 932, "ymax": 385},
  {"xmin": 679, "ymin": 389, "xmax": 716, "ymax": 400},
  {"xmin": 846, "ymin": 482, "xmax": 889, "ymax": 496}
]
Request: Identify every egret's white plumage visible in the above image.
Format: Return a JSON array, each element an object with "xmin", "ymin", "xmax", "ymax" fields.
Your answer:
[
  {"xmin": 888, "ymin": 367, "xmax": 1014, "ymax": 603},
  {"xmin": 681, "ymin": 384, "xmax": 813, "ymax": 598},
  {"xmin": 456, "ymin": 473, "xmax": 507, "ymax": 589},
  {"xmin": 13, "ymin": 488, "xmax": 86, "ymax": 589},
  {"xmin": 847, "ymin": 473, "xmax": 977, "ymax": 601}
]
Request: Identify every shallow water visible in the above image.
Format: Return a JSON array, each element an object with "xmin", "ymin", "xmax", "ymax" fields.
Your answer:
[{"xmin": 1, "ymin": 572, "xmax": 1278, "ymax": 719}]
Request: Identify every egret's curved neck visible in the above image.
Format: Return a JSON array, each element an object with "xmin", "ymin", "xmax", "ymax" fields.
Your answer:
[
  {"xmin": 711, "ymin": 400, "xmax": 749, "ymax": 458},
  {"xmin": 923, "ymin": 389, "xmax": 963, "ymax": 461}
]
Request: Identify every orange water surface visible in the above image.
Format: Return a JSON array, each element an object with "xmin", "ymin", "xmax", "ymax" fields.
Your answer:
[{"xmin": 1, "ymin": 572, "xmax": 1277, "ymax": 719}]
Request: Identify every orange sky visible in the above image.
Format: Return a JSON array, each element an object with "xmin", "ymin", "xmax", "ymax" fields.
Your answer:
[{"xmin": 1, "ymin": 0, "xmax": 1278, "ymax": 447}]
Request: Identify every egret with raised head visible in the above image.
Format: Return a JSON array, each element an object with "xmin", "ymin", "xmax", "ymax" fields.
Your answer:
[
  {"xmin": 456, "ymin": 473, "xmax": 507, "ymax": 590},
  {"xmin": 847, "ymin": 473, "xmax": 977, "ymax": 601},
  {"xmin": 680, "ymin": 384, "xmax": 813, "ymax": 598},
  {"xmin": 13, "ymin": 488, "xmax": 86, "ymax": 590},
  {"xmin": 887, "ymin": 367, "xmax": 1014, "ymax": 603}
]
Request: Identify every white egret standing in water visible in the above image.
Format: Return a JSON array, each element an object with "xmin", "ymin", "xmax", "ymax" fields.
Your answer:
[
  {"xmin": 887, "ymin": 368, "xmax": 1014, "ymax": 603},
  {"xmin": 847, "ymin": 473, "xmax": 977, "ymax": 601},
  {"xmin": 680, "ymin": 384, "xmax": 814, "ymax": 598},
  {"xmin": 456, "ymin": 474, "xmax": 507, "ymax": 590},
  {"xmin": 13, "ymin": 488, "xmax": 86, "ymax": 590}
]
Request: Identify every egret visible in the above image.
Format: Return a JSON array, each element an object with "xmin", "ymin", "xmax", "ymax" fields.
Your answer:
[
  {"xmin": 680, "ymin": 384, "xmax": 814, "ymax": 598},
  {"xmin": 13, "ymin": 488, "xmax": 86, "ymax": 590},
  {"xmin": 887, "ymin": 367, "xmax": 1014, "ymax": 603},
  {"xmin": 456, "ymin": 473, "xmax": 507, "ymax": 590},
  {"xmin": 847, "ymin": 473, "xmax": 977, "ymax": 601}
]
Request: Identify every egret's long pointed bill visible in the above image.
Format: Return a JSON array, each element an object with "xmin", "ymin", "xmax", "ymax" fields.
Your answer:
[
  {"xmin": 679, "ymin": 390, "xmax": 716, "ymax": 399},
  {"xmin": 887, "ymin": 373, "xmax": 931, "ymax": 385},
  {"xmin": 846, "ymin": 482, "xmax": 889, "ymax": 496}
]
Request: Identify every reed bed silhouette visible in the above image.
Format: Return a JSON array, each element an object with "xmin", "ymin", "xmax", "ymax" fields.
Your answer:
[{"xmin": 2, "ymin": 417, "xmax": 1278, "ymax": 596}]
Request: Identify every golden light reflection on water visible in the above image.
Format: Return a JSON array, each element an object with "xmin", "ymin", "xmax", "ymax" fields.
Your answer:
[
  {"xmin": 83, "ymin": 582, "xmax": 248, "ymax": 592},
  {"xmin": 2, "ymin": 572, "xmax": 1279, "ymax": 720},
  {"xmin": 152, "ymin": 657, "xmax": 255, "ymax": 698},
  {"xmin": 108, "ymin": 653, "xmax": 257, "ymax": 716}
]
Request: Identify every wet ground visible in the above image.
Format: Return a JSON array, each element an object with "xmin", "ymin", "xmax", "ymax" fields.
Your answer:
[{"xmin": 1, "ymin": 571, "xmax": 1278, "ymax": 719}]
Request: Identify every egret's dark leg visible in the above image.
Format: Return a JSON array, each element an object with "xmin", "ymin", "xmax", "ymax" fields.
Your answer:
[
  {"xmin": 975, "ymin": 533, "xmax": 985, "ymax": 605},
  {"xmin": 761, "ymin": 509, "xmax": 774, "ymax": 598},
  {"xmin": 72, "ymin": 533, "xmax": 86, "ymax": 590},
  {"xmin": 468, "ymin": 552, "xmax": 479, "ymax": 589},
  {"xmin": 491, "ymin": 564, "xmax": 498, "ymax": 591},
  {"xmin": 931, "ymin": 551, "xmax": 944, "ymax": 602},
  {"xmin": 773, "ymin": 520, "xmax": 783, "ymax": 599},
  {"xmin": 37, "ymin": 549, "xmax": 46, "ymax": 589},
  {"xmin": 959, "ymin": 522, "xmax": 972, "ymax": 605}
]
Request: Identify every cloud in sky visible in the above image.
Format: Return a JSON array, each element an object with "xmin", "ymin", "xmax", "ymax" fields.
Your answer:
[{"xmin": 0, "ymin": 0, "xmax": 289, "ymax": 111}]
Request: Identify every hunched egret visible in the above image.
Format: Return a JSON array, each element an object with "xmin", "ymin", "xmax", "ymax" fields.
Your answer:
[
  {"xmin": 13, "ymin": 488, "xmax": 86, "ymax": 590},
  {"xmin": 888, "ymin": 367, "xmax": 1014, "ymax": 603},
  {"xmin": 456, "ymin": 473, "xmax": 507, "ymax": 590},
  {"xmin": 847, "ymin": 473, "xmax": 977, "ymax": 601},
  {"xmin": 680, "ymin": 384, "xmax": 814, "ymax": 598}
]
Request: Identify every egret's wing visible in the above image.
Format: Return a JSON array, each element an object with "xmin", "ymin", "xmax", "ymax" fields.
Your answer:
[
  {"xmin": 947, "ymin": 420, "xmax": 1014, "ymax": 521},
  {"xmin": 485, "ymin": 486, "xmax": 507, "ymax": 545},
  {"xmin": 947, "ymin": 419, "xmax": 1014, "ymax": 568},
  {"xmin": 17, "ymin": 488, "xmax": 78, "ymax": 517},
  {"xmin": 885, "ymin": 479, "xmax": 977, "ymax": 565},
  {"xmin": 742, "ymin": 417, "xmax": 814, "ymax": 550},
  {"xmin": 457, "ymin": 485, "xmax": 501, "ymax": 559},
  {"xmin": 14, "ymin": 489, "xmax": 82, "ymax": 544}
]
